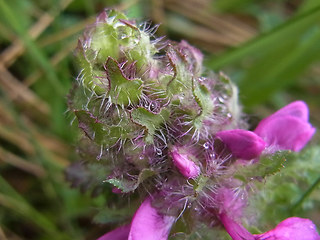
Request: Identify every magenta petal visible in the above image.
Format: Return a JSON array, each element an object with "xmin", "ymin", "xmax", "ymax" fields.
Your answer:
[
  {"xmin": 216, "ymin": 129, "xmax": 266, "ymax": 160},
  {"xmin": 170, "ymin": 146, "xmax": 200, "ymax": 178},
  {"xmin": 268, "ymin": 101, "xmax": 310, "ymax": 121},
  {"xmin": 254, "ymin": 115, "xmax": 316, "ymax": 152},
  {"xmin": 219, "ymin": 212, "xmax": 255, "ymax": 240},
  {"xmin": 128, "ymin": 198, "xmax": 175, "ymax": 240},
  {"xmin": 255, "ymin": 101, "xmax": 316, "ymax": 152},
  {"xmin": 97, "ymin": 224, "xmax": 130, "ymax": 240},
  {"xmin": 255, "ymin": 217, "xmax": 320, "ymax": 240},
  {"xmin": 216, "ymin": 188, "xmax": 246, "ymax": 219}
]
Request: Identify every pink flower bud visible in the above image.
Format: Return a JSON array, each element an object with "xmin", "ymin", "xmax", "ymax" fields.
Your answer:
[
  {"xmin": 216, "ymin": 129, "xmax": 266, "ymax": 160},
  {"xmin": 169, "ymin": 146, "xmax": 201, "ymax": 178}
]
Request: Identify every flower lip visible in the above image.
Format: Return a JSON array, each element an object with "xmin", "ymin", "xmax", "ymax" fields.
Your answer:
[
  {"xmin": 98, "ymin": 197, "xmax": 175, "ymax": 240},
  {"xmin": 262, "ymin": 100, "xmax": 309, "ymax": 121},
  {"xmin": 255, "ymin": 217, "xmax": 320, "ymax": 240},
  {"xmin": 254, "ymin": 101, "xmax": 316, "ymax": 152},
  {"xmin": 128, "ymin": 197, "xmax": 175, "ymax": 240}
]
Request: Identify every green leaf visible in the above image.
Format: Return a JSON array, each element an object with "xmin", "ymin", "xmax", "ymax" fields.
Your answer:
[
  {"xmin": 205, "ymin": 5, "xmax": 320, "ymax": 106},
  {"xmin": 192, "ymin": 81, "xmax": 214, "ymax": 130},
  {"xmin": 108, "ymin": 9, "xmax": 129, "ymax": 21},
  {"xmin": 127, "ymin": 31, "xmax": 158, "ymax": 69},
  {"xmin": 234, "ymin": 151, "xmax": 290, "ymax": 182},
  {"xmin": 166, "ymin": 46, "xmax": 193, "ymax": 97},
  {"xmin": 65, "ymin": 161, "xmax": 109, "ymax": 197},
  {"xmin": 75, "ymin": 110, "xmax": 127, "ymax": 146},
  {"xmin": 250, "ymin": 146, "xmax": 320, "ymax": 227},
  {"xmin": 130, "ymin": 107, "xmax": 169, "ymax": 144},
  {"xmin": 106, "ymin": 168, "xmax": 156, "ymax": 193},
  {"xmin": 0, "ymin": 176, "xmax": 64, "ymax": 237},
  {"xmin": 90, "ymin": 10, "xmax": 129, "ymax": 61},
  {"xmin": 75, "ymin": 43, "xmax": 106, "ymax": 94},
  {"xmin": 92, "ymin": 23, "xmax": 119, "ymax": 61},
  {"xmin": 75, "ymin": 110, "xmax": 108, "ymax": 145},
  {"xmin": 206, "ymin": 6, "xmax": 320, "ymax": 70},
  {"xmin": 298, "ymin": 0, "xmax": 320, "ymax": 15},
  {"xmin": 106, "ymin": 57, "xmax": 143, "ymax": 106},
  {"xmin": 239, "ymin": 26, "xmax": 320, "ymax": 106},
  {"xmin": 93, "ymin": 205, "xmax": 133, "ymax": 224},
  {"xmin": 0, "ymin": 0, "xmax": 65, "ymax": 96}
]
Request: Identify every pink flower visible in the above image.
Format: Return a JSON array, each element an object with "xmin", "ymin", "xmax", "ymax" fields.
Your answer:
[
  {"xmin": 219, "ymin": 215, "xmax": 320, "ymax": 240},
  {"xmin": 254, "ymin": 101, "xmax": 316, "ymax": 152},
  {"xmin": 214, "ymin": 101, "xmax": 319, "ymax": 240},
  {"xmin": 97, "ymin": 225, "xmax": 130, "ymax": 240},
  {"xmin": 255, "ymin": 217, "xmax": 320, "ymax": 240},
  {"xmin": 98, "ymin": 197, "xmax": 175, "ymax": 240},
  {"xmin": 98, "ymin": 101, "xmax": 318, "ymax": 240},
  {"xmin": 215, "ymin": 129, "xmax": 266, "ymax": 160},
  {"xmin": 217, "ymin": 101, "xmax": 315, "ymax": 160}
]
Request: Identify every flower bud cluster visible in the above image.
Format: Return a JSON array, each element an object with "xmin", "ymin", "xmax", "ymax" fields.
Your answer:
[
  {"xmin": 68, "ymin": 9, "xmax": 243, "ymax": 196},
  {"xmin": 68, "ymin": 10, "xmax": 318, "ymax": 240}
]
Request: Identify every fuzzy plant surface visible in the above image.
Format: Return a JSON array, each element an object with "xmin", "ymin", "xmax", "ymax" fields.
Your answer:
[{"xmin": 67, "ymin": 10, "xmax": 319, "ymax": 240}]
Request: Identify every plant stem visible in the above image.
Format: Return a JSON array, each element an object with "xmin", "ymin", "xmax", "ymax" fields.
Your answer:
[{"xmin": 290, "ymin": 175, "xmax": 320, "ymax": 213}]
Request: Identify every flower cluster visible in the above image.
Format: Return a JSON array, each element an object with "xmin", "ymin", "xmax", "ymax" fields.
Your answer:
[{"xmin": 67, "ymin": 10, "xmax": 319, "ymax": 240}]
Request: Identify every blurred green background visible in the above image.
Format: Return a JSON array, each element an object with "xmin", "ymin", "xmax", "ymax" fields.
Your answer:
[{"xmin": 0, "ymin": 0, "xmax": 319, "ymax": 239}]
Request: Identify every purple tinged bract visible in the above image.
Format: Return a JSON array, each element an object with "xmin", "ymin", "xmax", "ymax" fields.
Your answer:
[{"xmin": 254, "ymin": 101, "xmax": 316, "ymax": 152}]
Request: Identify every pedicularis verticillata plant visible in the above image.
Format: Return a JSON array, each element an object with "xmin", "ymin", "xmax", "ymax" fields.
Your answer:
[{"xmin": 67, "ymin": 10, "xmax": 319, "ymax": 240}]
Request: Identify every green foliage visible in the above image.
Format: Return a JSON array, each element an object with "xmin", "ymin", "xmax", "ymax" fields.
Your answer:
[
  {"xmin": 234, "ymin": 151, "xmax": 290, "ymax": 183},
  {"xmin": 93, "ymin": 204, "xmax": 135, "ymax": 224},
  {"xmin": 250, "ymin": 146, "xmax": 320, "ymax": 229},
  {"xmin": 130, "ymin": 107, "xmax": 170, "ymax": 143},
  {"xmin": 0, "ymin": 176, "xmax": 65, "ymax": 238},
  {"xmin": 166, "ymin": 46, "xmax": 194, "ymax": 97},
  {"xmin": 0, "ymin": 0, "xmax": 65, "ymax": 96},
  {"xmin": 65, "ymin": 161, "xmax": 109, "ymax": 196},
  {"xmin": 106, "ymin": 57, "xmax": 143, "ymax": 106},
  {"xmin": 206, "ymin": 4, "xmax": 320, "ymax": 106},
  {"xmin": 106, "ymin": 168, "xmax": 156, "ymax": 193},
  {"xmin": 192, "ymin": 82, "xmax": 214, "ymax": 130},
  {"xmin": 75, "ymin": 110, "xmax": 110, "ymax": 145},
  {"xmin": 75, "ymin": 44, "xmax": 106, "ymax": 94}
]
